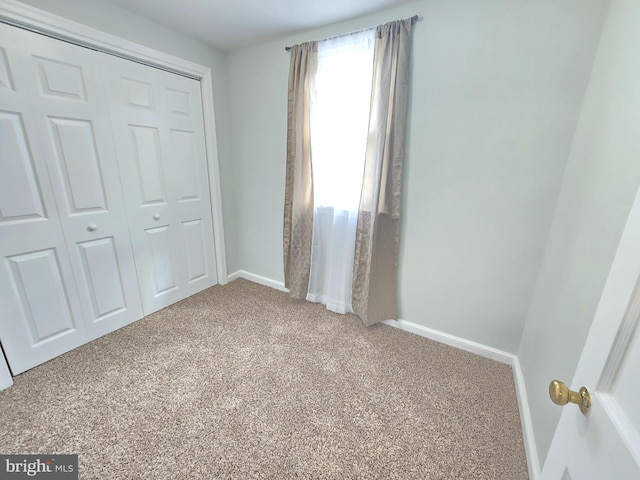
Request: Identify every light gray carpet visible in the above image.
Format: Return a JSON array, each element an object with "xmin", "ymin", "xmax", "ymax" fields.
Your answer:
[{"xmin": 0, "ymin": 279, "xmax": 528, "ymax": 479}]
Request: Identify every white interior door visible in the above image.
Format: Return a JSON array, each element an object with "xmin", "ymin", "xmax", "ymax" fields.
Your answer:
[
  {"xmin": 12, "ymin": 26, "xmax": 144, "ymax": 339},
  {"xmin": 0, "ymin": 23, "xmax": 145, "ymax": 374},
  {"xmin": 0, "ymin": 23, "xmax": 88, "ymax": 374},
  {"xmin": 542, "ymin": 185, "xmax": 640, "ymax": 479},
  {"xmin": 101, "ymin": 53, "xmax": 217, "ymax": 315}
]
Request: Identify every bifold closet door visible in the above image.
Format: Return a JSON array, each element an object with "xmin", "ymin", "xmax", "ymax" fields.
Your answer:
[
  {"xmin": 100, "ymin": 54, "xmax": 218, "ymax": 315},
  {"xmin": 0, "ymin": 23, "xmax": 88, "ymax": 373},
  {"xmin": 0, "ymin": 25, "xmax": 143, "ymax": 373}
]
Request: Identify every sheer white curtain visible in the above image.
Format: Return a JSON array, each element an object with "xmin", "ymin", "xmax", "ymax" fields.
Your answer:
[{"xmin": 306, "ymin": 30, "xmax": 374, "ymax": 314}]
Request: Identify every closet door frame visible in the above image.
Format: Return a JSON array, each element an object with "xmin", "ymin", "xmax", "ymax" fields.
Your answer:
[{"xmin": 0, "ymin": 0, "xmax": 228, "ymax": 389}]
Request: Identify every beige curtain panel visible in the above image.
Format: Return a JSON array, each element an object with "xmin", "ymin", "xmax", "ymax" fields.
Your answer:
[
  {"xmin": 283, "ymin": 42, "xmax": 318, "ymax": 299},
  {"xmin": 352, "ymin": 18, "xmax": 414, "ymax": 326}
]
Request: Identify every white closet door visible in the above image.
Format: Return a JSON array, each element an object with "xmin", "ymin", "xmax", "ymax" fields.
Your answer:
[
  {"xmin": 12, "ymin": 27, "xmax": 144, "ymax": 339},
  {"xmin": 0, "ymin": 23, "xmax": 88, "ymax": 373},
  {"xmin": 0, "ymin": 25, "xmax": 145, "ymax": 374},
  {"xmin": 101, "ymin": 53, "xmax": 217, "ymax": 315}
]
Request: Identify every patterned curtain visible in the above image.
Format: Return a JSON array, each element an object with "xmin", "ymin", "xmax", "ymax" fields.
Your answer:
[
  {"xmin": 283, "ymin": 42, "xmax": 318, "ymax": 299},
  {"xmin": 352, "ymin": 19, "xmax": 414, "ymax": 326}
]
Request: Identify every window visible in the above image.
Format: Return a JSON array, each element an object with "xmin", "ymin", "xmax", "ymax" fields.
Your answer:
[
  {"xmin": 284, "ymin": 18, "xmax": 414, "ymax": 324},
  {"xmin": 306, "ymin": 30, "xmax": 375, "ymax": 314},
  {"xmin": 310, "ymin": 30, "xmax": 374, "ymax": 212}
]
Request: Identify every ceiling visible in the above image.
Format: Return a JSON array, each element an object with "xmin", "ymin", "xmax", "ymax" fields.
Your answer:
[{"xmin": 107, "ymin": 0, "xmax": 415, "ymax": 52}]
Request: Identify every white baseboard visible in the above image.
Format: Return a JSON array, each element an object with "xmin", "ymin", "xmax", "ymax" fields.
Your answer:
[
  {"xmin": 382, "ymin": 319, "xmax": 513, "ymax": 364},
  {"xmin": 226, "ymin": 270, "xmax": 242, "ymax": 282},
  {"xmin": 512, "ymin": 356, "xmax": 541, "ymax": 480},
  {"xmin": 227, "ymin": 270, "xmax": 289, "ymax": 292}
]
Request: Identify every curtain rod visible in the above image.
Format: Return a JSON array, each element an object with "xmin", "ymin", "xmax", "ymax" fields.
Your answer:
[{"xmin": 284, "ymin": 15, "xmax": 418, "ymax": 52}]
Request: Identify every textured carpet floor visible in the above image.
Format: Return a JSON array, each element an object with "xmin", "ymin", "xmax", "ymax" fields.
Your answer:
[{"xmin": 0, "ymin": 279, "xmax": 528, "ymax": 479}]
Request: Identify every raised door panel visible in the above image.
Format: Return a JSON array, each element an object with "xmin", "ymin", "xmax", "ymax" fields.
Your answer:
[
  {"xmin": 0, "ymin": 247, "xmax": 88, "ymax": 374},
  {"xmin": 145, "ymin": 225, "xmax": 178, "ymax": 296},
  {"xmin": 610, "ymin": 326, "xmax": 640, "ymax": 431},
  {"xmin": 0, "ymin": 111, "xmax": 46, "ymax": 223},
  {"xmin": 35, "ymin": 56, "xmax": 87, "ymax": 101},
  {"xmin": 7, "ymin": 249, "xmax": 77, "ymax": 340},
  {"xmin": 170, "ymin": 129, "xmax": 199, "ymax": 202},
  {"xmin": 48, "ymin": 117, "xmax": 107, "ymax": 213},
  {"xmin": 166, "ymin": 88, "xmax": 191, "ymax": 116},
  {"xmin": 129, "ymin": 125, "xmax": 167, "ymax": 205},
  {"xmin": 76, "ymin": 237, "xmax": 127, "ymax": 319},
  {"xmin": 182, "ymin": 219, "xmax": 207, "ymax": 283},
  {"xmin": 122, "ymin": 77, "xmax": 154, "ymax": 110},
  {"xmin": 72, "ymin": 233, "xmax": 138, "ymax": 338},
  {"xmin": 12, "ymin": 27, "xmax": 143, "ymax": 338},
  {"xmin": 0, "ymin": 46, "xmax": 14, "ymax": 90}
]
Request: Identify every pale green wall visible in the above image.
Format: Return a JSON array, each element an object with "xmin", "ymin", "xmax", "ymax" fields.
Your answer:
[
  {"xmin": 16, "ymin": 0, "xmax": 640, "ymax": 470},
  {"xmin": 226, "ymin": 0, "xmax": 609, "ymax": 353},
  {"xmin": 518, "ymin": 0, "xmax": 640, "ymax": 464},
  {"xmin": 16, "ymin": 0, "xmax": 240, "ymax": 274}
]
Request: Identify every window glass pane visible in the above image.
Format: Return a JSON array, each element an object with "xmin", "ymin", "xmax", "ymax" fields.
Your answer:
[{"xmin": 311, "ymin": 29, "xmax": 374, "ymax": 211}]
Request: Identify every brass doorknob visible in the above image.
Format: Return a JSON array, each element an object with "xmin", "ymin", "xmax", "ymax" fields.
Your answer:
[{"xmin": 549, "ymin": 380, "xmax": 591, "ymax": 416}]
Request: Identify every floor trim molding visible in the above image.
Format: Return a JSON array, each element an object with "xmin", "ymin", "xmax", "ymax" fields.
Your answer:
[
  {"xmin": 512, "ymin": 356, "xmax": 542, "ymax": 480},
  {"xmin": 382, "ymin": 319, "xmax": 513, "ymax": 364},
  {"xmin": 227, "ymin": 270, "xmax": 289, "ymax": 292}
]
